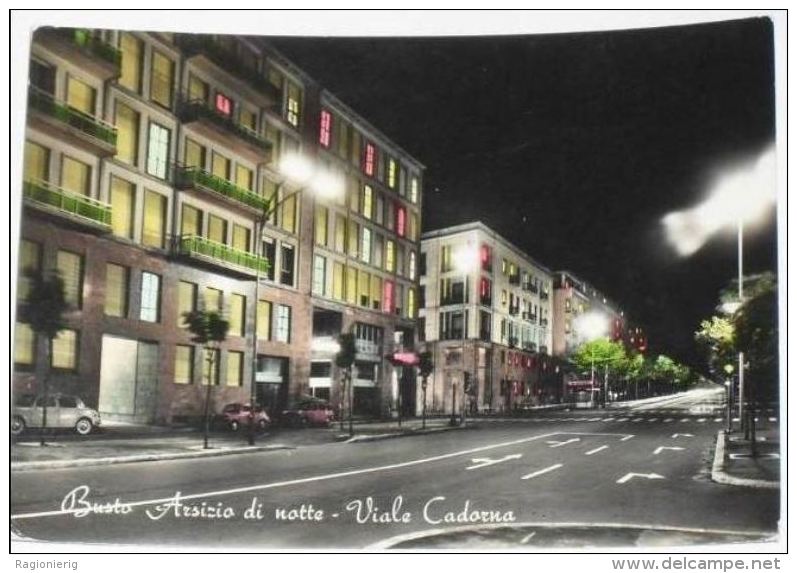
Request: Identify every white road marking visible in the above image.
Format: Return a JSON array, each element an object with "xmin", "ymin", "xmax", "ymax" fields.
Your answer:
[
  {"xmin": 617, "ymin": 472, "xmax": 665, "ymax": 484},
  {"xmin": 466, "ymin": 454, "xmax": 523, "ymax": 470},
  {"xmin": 620, "ymin": 435, "xmax": 635, "ymax": 441},
  {"xmin": 632, "ymin": 418, "xmax": 644, "ymax": 423},
  {"xmin": 769, "ymin": 417, "xmax": 777, "ymax": 422},
  {"xmin": 714, "ymin": 418, "xmax": 723, "ymax": 422},
  {"xmin": 663, "ymin": 418, "xmax": 674, "ymax": 423},
  {"xmin": 602, "ymin": 418, "xmax": 615, "ymax": 422},
  {"xmin": 647, "ymin": 418, "xmax": 658, "ymax": 423},
  {"xmin": 587, "ymin": 417, "xmax": 602, "ymax": 422},
  {"xmin": 546, "ymin": 438, "xmax": 580, "ymax": 448},
  {"xmin": 12, "ymin": 431, "xmax": 569, "ymax": 520},
  {"xmin": 654, "ymin": 446, "xmax": 685, "ymax": 455},
  {"xmin": 729, "ymin": 453, "xmax": 779, "ymax": 460},
  {"xmin": 522, "ymin": 463, "xmax": 564, "ymax": 480},
  {"xmin": 671, "ymin": 433, "xmax": 694, "ymax": 439},
  {"xmin": 520, "ymin": 531, "xmax": 537, "ymax": 544},
  {"xmin": 697, "ymin": 418, "xmax": 706, "ymax": 423},
  {"xmin": 680, "ymin": 418, "xmax": 690, "ymax": 423},
  {"xmin": 585, "ymin": 445, "xmax": 609, "ymax": 456}
]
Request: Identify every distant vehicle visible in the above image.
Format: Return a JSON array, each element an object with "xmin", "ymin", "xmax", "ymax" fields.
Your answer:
[
  {"xmin": 12, "ymin": 393, "xmax": 101, "ymax": 436},
  {"xmin": 217, "ymin": 403, "xmax": 270, "ymax": 432},
  {"xmin": 281, "ymin": 397, "xmax": 336, "ymax": 427}
]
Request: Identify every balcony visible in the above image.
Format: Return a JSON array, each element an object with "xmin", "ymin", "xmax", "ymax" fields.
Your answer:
[
  {"xmin": 27, "ymin": 87, "xmax": 117, "ymax": 156},
  {"xmin": 508, "ymin": 305, "xmax": 520, "ymax": 317},
  {"xmin": 523, "ymin": 312, "xmax": 538, "ymax": 324},
  {"xmin": 177, "ymin": 96, "xmax": 273, "ymax": 163},
  {"xmin": 34, "ymin": 28, "xmax": 121, "ymax": 80},
  {"xmin": 23, "ymin": 179, "xmax": 111, "ymax": 232},
  {"xmin": 179, "ymin": 235, "xmax": 269, "ymax": 277},
  {"xmin": 508, "ymin": 274, "xmax": 521, "ymax": 286},
  {"xmin": 540, "ymin": 290, "xmax": 549, "ymax": 301},
  {"xmin": 174, "ymin": 165, "xmax": 269, "ymax": 214}
]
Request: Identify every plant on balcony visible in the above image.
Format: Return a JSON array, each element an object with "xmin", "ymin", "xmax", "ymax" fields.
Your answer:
[
  {"xmin": 28, "ymin": 87, "xmax": 117, "ymax": 146},
  {"xmin": 24, "ymin": 180, "xmax": 112, "ymax": 227},
  {"xmin": 175, "ymin": 166, "xmax": 268, "ymax": 211}
]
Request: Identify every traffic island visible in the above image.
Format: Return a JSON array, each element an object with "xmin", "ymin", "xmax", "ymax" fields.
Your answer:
[{"xmin": 711, "ymin": 430, "xmax": 780, "ymax": 489}]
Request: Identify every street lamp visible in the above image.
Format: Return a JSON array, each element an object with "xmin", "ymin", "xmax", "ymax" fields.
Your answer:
[
  {"xmin": 662, "ymin": 145, "xmax": 775, "ymax": 436},
  {"xmin": 247, "ymin": 153, "xmax": 344, "ymax": 445},
  {"xmin": 452, "ymin": 243, "xmax": 479, "ymax": 426}
]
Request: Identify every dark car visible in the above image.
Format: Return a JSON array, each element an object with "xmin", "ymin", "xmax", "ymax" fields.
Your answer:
[
  {"xmin": 217, "ymin": 403, "xmax": 270, "ymax": 432},
  {"xmin": 281, "ymin": 397, "xmax": 336, "ymax": 427}
]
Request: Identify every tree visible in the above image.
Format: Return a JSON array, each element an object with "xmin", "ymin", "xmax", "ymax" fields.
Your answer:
[
  {"xmin": 695, "ymin": 315, "xmax": 736, "ymax": 377},
  {"xmin": 733, "ymin": 283, "xmax": 778, "ymax": 403},
  {"xmin": 183, "ymin": 310, "xmax": 229, "ymax": 449},
  {"xmin": 418, "ymin": 351, "xmax": 434, "ymax": 429},
  {"xmin": 571, "ymin": 339, "xmax": 627, "ymax": 376},
  {"xmin": 335, "ymin": 333, "xmax": 356, "ymax": 436},
  {"xmin": 21, "ymin": 269, "xmax": 68, "ymax": 446}
]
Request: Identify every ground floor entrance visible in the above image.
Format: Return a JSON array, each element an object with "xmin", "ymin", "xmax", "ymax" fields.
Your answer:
[{"xmin": 98, "ymin": 335, "xmax": 159, "ymax": 423}]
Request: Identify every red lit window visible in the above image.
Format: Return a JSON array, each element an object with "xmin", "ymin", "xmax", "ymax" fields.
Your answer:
[
  {"xmin": 480, "ymin": 277, "xmax": 491, "ymax": 300},
  {"xmin": 396, "ymin": 205, "xmax": 406, "ymax": 237},
  {"xmin": 480, "ymin": 244, "xmax": 492, "ymax": 271},
  {"xmin": 215, "ymin": 93, "xmax": 233, "ymax": 117},
  {"xmin": 364, "ymin": 143, "xmax": 375, "ymax": 176},
  {"xmin": 319, "ymin": 109, "xmax": 332, "ymax": 147},
  {"xmin": 382, "ymin": 280, "xmax": 394, "ymax": 313}
]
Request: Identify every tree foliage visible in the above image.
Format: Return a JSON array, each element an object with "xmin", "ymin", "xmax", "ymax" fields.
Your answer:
[
  {"xmin": 23, "ymin": 269, "xmax": 68, "ymax": 339},
  {"xmin": 571, "ymin": 338, "xmax": 627, "ymax": 374},
  {"xmin": 734, "ymin": 283, "xmax": 778, "ymax": 401},
  {"xmin": 335, "ymin": 333, "xmax": 356, "ymax": 369},
  {"xmin": 183, "ymin": 310, "xmax": 230, "ymax": 345}
]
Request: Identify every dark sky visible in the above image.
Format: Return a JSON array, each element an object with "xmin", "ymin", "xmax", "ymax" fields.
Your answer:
[{"xmin": 268, "ymin": 17, "xmax": 777, "ymax": 369}]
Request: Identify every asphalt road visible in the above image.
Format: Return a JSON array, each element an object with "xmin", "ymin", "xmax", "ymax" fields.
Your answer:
[{"xmin": 11, "ymin": 387, "xmax": 780, "ymax": 550}]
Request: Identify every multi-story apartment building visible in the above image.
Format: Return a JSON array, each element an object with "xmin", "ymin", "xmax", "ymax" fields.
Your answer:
[
  {"xmin": 13, "ymin": 28, "xmax": 423, "ymax": 425},
  {"xmin": 419, "ymin": 222, "xmax": 559, "ymax": 415}
]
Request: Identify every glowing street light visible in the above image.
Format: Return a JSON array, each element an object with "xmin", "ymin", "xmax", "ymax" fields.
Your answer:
[{"xmin": 450, "ymin": 243, "xmax": 479, "ymax": 426}]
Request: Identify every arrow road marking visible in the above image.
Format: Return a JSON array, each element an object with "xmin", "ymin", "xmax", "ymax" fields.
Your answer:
[
  {"xmin": 585, "ymin": 445, "xmax": 609, "ymax": 456},
  {"xmin": 522, "ymin": 463, "xmax": 564, "ymax": 480},
  {"xmin": 466, "ymin": 454, "xmax": 523, "ymax": 470},
  {"xmin": 546, "ymin": 438, "xmax": 580, "ymax": 448},
  {"xmin": 654, "ymin": 446, "xmax": 685, "ymax": 455},
  {"xmin": 671, "ymin": 433, "xmax": 694, "ymax": 439},
  {"xmin": 617, "ymin": 472, "xmax": 666, "ymax": 484},
  {"xmin": 520, "ymin": 531, "xmax": 537, "ymax": 544}
]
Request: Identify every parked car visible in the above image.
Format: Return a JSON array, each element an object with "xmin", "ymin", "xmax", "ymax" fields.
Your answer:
[
  {"xmin": 281, "ymin": 397, "xmax": 336, "ymax": 427},
  {"xmin": 217, "ymin": 403, "xmax": 270, "ymax": 432},
  {"xmin": 11, "ymin": 393, "xmax": 101, "ymax": 436}
]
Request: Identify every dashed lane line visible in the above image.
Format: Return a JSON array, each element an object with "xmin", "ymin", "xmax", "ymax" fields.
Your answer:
[
  {"xmin": 521, "ymin": 463, "xmax": 564, "ymax": 480},
  {"xmin": 585, "ymin": 445, "xmax": 609, "ymax": 456}
]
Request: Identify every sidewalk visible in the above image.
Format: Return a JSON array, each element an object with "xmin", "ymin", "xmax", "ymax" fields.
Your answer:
[
  {"xmin": 10, "ymin": 417, "xmax": 462, "ymax": 472},
  {"xmin": 711, "ymin": 425, "xmax": 780, "ymax": 489}
]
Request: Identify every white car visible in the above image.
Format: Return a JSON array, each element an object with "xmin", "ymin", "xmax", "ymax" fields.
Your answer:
[{"xmin": 12, "ymin": 393, "xmax": 101, "ymax": 436}]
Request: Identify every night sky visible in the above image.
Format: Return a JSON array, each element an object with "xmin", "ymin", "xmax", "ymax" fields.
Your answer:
[{"xmin": 268, "ymin": 17, "xmax": 777, "ymax": 369}]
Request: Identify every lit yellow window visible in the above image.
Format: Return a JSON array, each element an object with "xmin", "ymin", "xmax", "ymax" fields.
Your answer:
[
  {"xmin": 315, "ymin": 206, "xmax": 328, "ymax": 246},
  {"xmin": 204, "ymin": 287, "xmax": 222, "ymax": 313},
  {"xmin": 387, "ymin": 159, "xmax": 397, "ymax": 189},
  {"xmin": 232, "ymin": 224, "xmax": 250, "ymax": 252},
  {"xmin": 66, "ymin": 76, "xmax": 95, "ymax": 115},
  {"xmin": 17, "ymin": 240, "xmax": 41, "ymax": 301},
  {"xmin": 119, "ymin": 33, "xmax": 143, "ymax": 93},
  {"xmin": 188, "ymin": 74, "xmax": 208, "ymax": 103},
  {"xmin": 105, "ymin": 263, "xmax": 129, "ymax": 318},
  {"xmin": 14, "ymin": 322, "xmax": 35, "ymax": 366},
  {"xmin": 370, "ymin": 275, "xmax": 382, "ymax": 310},
  {"xmin": 407, "ymin": 288, "xmax": 416, "ymax": 319},
  {"xmin": 24, "ymin": 141, "xmax": 49, "ymax": 182},
  {"xmin": 181, "ymin": 204, "xmax": 202, "ymax": 236},
  {"xmin": 229, "ymin": 294, "xmax": 246, "ymax": 337},
  {"xmin": 51, "ymin": 329, "xmax": 78, "ymax": 370},
  {"xmin": 385, "ymin": 240, "xmax": 395, "ymax": 272},
  {"xmin": 334, "ymin": 215, "xmax": 346, "ymax": 253},
  {"xmin": 184, "ymin": 139, "xmax": 205, "ymax": 169},
  {"xmin": 362, "ymin": 185, "xmax": 373, "ymax": 219},
  {"xmin": 142, "ymin": 190, "xmax": 167, "ymax": 248},
  {"xmin": 257, "ymin": 300, "xmax": 272, "ymax": 340},
  {"xmin": 177, "ymin": 281, "xmax": 197, "ymax": 327},
  {"xmin": 174, "ymin": 345, "xmax": 193, "ymax": 384},
  {"xmin": 56, "ymin": 251, "xmax": 83, "ymax": 308},
  {"xmin": 60, "ymin": 157, "xmax": 91, "ymax": 196},
  {"xmin": 410, "ymin": 176, "xmax": 419, "ymax": 203},
  {"xmin": 150, "ymin": 51, "xmax": 174, "ymax": 108},
  {"xmin": 115, "ymin": 103, "xmax": 139, "ymax": 165},
  {"xmin": 240, "ymin": 108, "xmax": 257, "ymax": 131},
  {"xmin": 202, "ymin": 348, "xmax": 220, "ymax": 386},
  {"xmin": 212, "ymin": 153, "xmax": 230, "ymax": 180},
  {"xmin": 235, "ymin": 165, "xmax": 253, "ymax": 191},
  {"xmin": 332, "ymin": 262, "xmax": 345, "ymax": 301},
  {"xmin": 345, "ymin": 266, "xmax": 357, "ymax": 305},
  {"xmin": 347, "ymin": 219, "xmax": 359, "ymax": 257},
  {"xmin": 280, "ymin": 193, "xmax": 297, "ymax": 233},
  {"xmin": 358, "ymin": 270, "xmax": 370, "ymax": 308},
  {"xmin": 226, "ymin": 351, "xmax": 243, "ymax": 387},
  {"xmin": 110, "ymin": 176, "xmax": 135, "ymax": 239},
  {"xmin": 286, "ymin": 82, "xmax": 301, "ymax": 127},
  {"xmin": 208, "ymin": 214, "xmax": 227, "ymax": 244}
]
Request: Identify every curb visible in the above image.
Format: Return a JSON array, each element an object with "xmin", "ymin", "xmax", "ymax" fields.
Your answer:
[
  {"xmin": 341, "ymin": 424, "xmax": 469, "ymax": 443},
  {"xmin": 711, "ymin": 430, "xmax": 779, "ymax": 489},
  {"xmin": 11, "ymin": 444, "xmax": 294, "ymax": 473}
]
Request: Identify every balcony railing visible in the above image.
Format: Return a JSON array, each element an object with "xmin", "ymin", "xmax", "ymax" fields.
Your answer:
[
  {"xmin": 174, "ymin": 165, "xmax": 269, "ymax": 212},
  {"xmin": 65, "ymin": 28, "xmax": 122, "ymax": 68},
  {"xmin": 23, "ymin": 179, "xmax": 112, "ymax": 228},
  {"xmin": 176, "ymin": 97, "xmax": 273, "ymax": 155},
  {"xmin": 28, "ymin": 87, "xmax": 118, "ymax": 147},
  {"xmin": 175, "ymin": 35, "xmax": 281, "ymax": 106},
  {"xmin": 179, "ymin": 235, "xmax": 268, "ymax": 274}
]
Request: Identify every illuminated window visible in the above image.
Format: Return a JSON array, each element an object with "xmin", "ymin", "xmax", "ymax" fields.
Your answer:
[
  {"xmin": 150, "ymin": 51, "xmax": 174, "ymax": 108},
  {"xmin": 119, "ymin": 33, "xmax": 143, "ymax": 93},
  {"xmin": 146, "ymin": 122, "xmax": 170, "ymax": 180},
  {"xmin": 229, "ymin": 294, "xmax": 246, "ymax": 337},
  {"xmin": 235, "ymin": 165, "xmax": 254, "ymax": 191},
  {"xmin": 334, "ymin": 215, "xmax": 346, "ymax": 253},
  {"xmin": 212, "ymin": 152, "xmax": 231, "ymax": 181},
  {"xmin": 387, "ymin": 159, "xmax": 397, "ymax": 189},
  {"xmin": 115, "ymin": 103, "xmax": 139, "ymax": 165},
  {"xmin": 205, "ymin": 287, "xmax": 223, "ymax": 313},
  {"xmin": 174, "ymin": 345, "xmax": 194, "ymax": 384},
  {"xmin": 232, "ymin": 224, "xmax": 250, "ymax": 252},
  {"xmin": 24, "ymin": 140, "xmax": 49, "ymax": 182},
  {"xmin": 364, "ymin": 143, "xmax": 376, "ymax": 176},
  {"xmin": 315, "ymin": 206, "xmax": 328, "ymax": 246},
  {"xmin": 332, "ymin": 262, "xmax": 345, "ymax": 301},
  {"xmin": 257, "ymin": 300, "xmax": 272, "ymax": 340},
  {"xmin": 407, "ymin": 288, "xmax": 416, "ymax": 319},
  {"xmin": 396, "ymin": 205, "xmax": 406, "ymax": 237},
  {"xmin": 105, "ymin": 263, "xmax": 129, "ymax": 318},
  {"xmin": 226, "ymin": 351, "xmax": 243, "ymax": 387},
  {"xmin": 345, "ymin": 266, "xmax": 358, "ymax": 305},
  {"xmin": 358, "ymin": 270, "xmax": 370, "ymax": 308},
  {"xmin": 181, "ymin": 204, "xmax": 202, "ymax": 237},
  {"xmin": 481, "ymin": 244, "xmax": 492, "ymax": 271},
  {"xmin": 382, "ymin": 280, "xmax": 394, "ymax": 314},
  {"xmin": 275, "ymin": 304, "xmax": 291, "ymax": 342},
  {"xmin": 360, "ymin": 227, "xmax": 372, "ymax": 264},
  {"xmin": 215, "ymin": 92, "xmax": 233, "ymax": 117},
  {"xmin": 385, "ymin": 240, "xmax": 395, "ymax": 272},
  {"xmin": 410, "ymin": 176, "xmax": 419, "ymax": 204},
  {"xmin": 57, "ymin": 250, "xmax": 83, "ymax": 309},
  {"xmin": 409, "ymin": 251, "xmax": 417, "ymax": 280},
  {"xmin": 60, "ymin": 156, "xmax": 91, "ymax": 196},
  {"xmin": 51, "ymin": 329, "xmax": 78, "ymax": 370},
  {"xmin": 347, "ymin": 219, "xmax": 359, "ymax": 257},
  {"xmin": 188, "ymin": 74, "xmax": 208, "ymax": 103},
  {"xmin": 177, "ymin": 281, "xmax": 197, "ymax": 327},
  {"xmin": 362, "ymin": 185, "xmax": 373, "ymax": 219},
  {"xmin": 312, "ymin": 255, "xmax": 326, "ymax": 296},
  {"xmin": 110, "ymin": 176, "xmax": 135, "ymax": 239},
  {"xmin": 17, "ymin": 240, "xmax": 41, "ymax": 301},
  {"xmin": 319, "ymin": 109, "xmax": 332, "ymax": 147},
  {"xmin": 240, "ymin": 108, "xmax": 257, "ymax": 131},
  {"xmin": 14, "ymin": 322, "xmax": 35, "ymax": 367},
  {"xmin": 370, "ymin": 275, "xmax": 382, "ymax": 310},
  {"xmin": 140, "ymin": 272, "xmax": 161, "ymax": 322},
  {"xmin": 286, "ymin": 82, "xmax": 302, "ymax": 127},
  {"xmin": 142, "ymin": 190, "xmax": 167, "ymax": 248},
  {"xmin": 66, "ymin": 76, "xmax": 95, "ymax": 115},
  {"xmin": 208, "ymin": 214, "xmax": 227, "ymax": 244},
  {"xmin": 280, "ymin": 192, "xmax": 297, "ymax": 233},
  {"xmin": 337, "ymin": 119, "xmax": 350, "ymax": 159}
]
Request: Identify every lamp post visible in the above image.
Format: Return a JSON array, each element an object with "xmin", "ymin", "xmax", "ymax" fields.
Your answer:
[
  {"xmin": 452, "ymin": 244, "xmax": 479, "ymax": 426},
  {"xmin": 247, "ymin": 153, "xmax": 344, "ymax": 445},
  {"xmin": 574, "ymin": 311, "xmax": 610, "ymax": 409}
]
